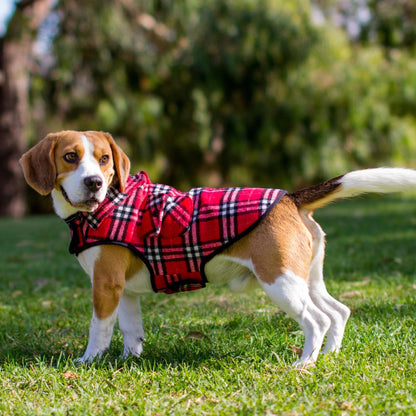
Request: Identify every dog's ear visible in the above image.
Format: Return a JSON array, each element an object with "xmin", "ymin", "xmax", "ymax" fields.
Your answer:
[
  {"xmin": 102, "ymin": 132, "xmax": 130, "ymax": 192},
  {"xmin": 19, "ymin": 133, "xmax": 59, "ymax": 195}
]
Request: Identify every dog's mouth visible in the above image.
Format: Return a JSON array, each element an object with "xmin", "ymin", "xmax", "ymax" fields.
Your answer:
[{"xmin": 60, "ymin": 186, "xmax": 101, "ymax": 211}]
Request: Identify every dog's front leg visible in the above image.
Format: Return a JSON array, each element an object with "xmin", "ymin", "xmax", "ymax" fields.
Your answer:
[
  {"xmin": 118, "ymin": 293, "xmax": 144, "ymax": 359},
  {"xmin": 76, "ymin": 252, "xmax": 126, "ymax": 364},
  {"xmin": 77, "ymin": 309, "xmax": 118, "ymax": 363}
]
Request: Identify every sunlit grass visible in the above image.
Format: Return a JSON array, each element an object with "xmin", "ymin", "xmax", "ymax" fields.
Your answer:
[{"xmin": 0, "ymin": 196, "xmax": 415, "ymax": 415}]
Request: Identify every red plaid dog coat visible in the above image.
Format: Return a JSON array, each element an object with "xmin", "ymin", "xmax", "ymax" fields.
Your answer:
[{"xmin": 66, "ymin": 172, "xmax": 286, "ymax": 294}]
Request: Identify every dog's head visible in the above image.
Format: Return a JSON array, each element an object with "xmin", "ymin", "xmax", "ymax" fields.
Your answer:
[{"xmin": 20, "ymin": 130, "xmax": 130, "ymax": 218}]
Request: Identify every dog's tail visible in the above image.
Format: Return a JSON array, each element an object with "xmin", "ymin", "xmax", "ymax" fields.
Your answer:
[{"xmin": 289, "ymin": 167, "xmax": 416, "ymax": 211}]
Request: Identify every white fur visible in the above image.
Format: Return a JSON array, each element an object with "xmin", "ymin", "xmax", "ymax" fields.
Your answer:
[
  {"xmin": 328, "ymin": 168, "xmax": 416, "ymax": 204},
  {"xmin": 118, "ymin": 293, "xmax": 145, "ymax": 358},
  {"xmin": 76, "ymin": 310, "xmax": 118, "ymax": 363},
  {"xmin": 52, "ymin": 188, "xmax": 77, "ymax": 219},
  {"xmin": 300, "ymin": 211, "xmax": 350, "ymax": 354},
  {"xmin": 205, "ymin": 255, "xmax": 259, "ymax": 292},
  {"xmin": 68, "ymin": 135, "xmax": 107, "ymax": 201},
  {"xmin": 258, "ymin": 271, "xmax": 331, "ymax": 367},
  {"xmin": 77, "ymin": 246, "xmax": 101, "ymax": 281},
  {"xmin": 123, "ymin": 268, "xmax": 154, "ymax": 295}
]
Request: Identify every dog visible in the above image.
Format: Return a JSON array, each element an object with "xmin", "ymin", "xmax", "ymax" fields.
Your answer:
[{"xmin": 19, "ymin": 130, "xmax": 416, "ymax": 366}]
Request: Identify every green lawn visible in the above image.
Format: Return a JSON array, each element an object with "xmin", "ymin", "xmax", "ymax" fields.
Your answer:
[{"xmin": 0, "ymin": 196, "xmax": 415, "ymax": 415}]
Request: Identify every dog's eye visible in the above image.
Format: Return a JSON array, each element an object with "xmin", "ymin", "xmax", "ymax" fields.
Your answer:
[
  {"xmin": 63, "ymin": 152, "xmax": 78, "ymax": 164},
  {"xmin": 99, "ymin": 155, "xmax": 109, "ymax": 165}
]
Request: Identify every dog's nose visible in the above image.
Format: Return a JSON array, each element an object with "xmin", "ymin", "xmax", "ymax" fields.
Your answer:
[{"xmin": 84, "ymin": 176, "xmax": 103, "ymax": 192}]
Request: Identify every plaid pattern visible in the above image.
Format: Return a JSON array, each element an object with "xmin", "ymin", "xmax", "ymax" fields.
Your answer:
[{"xmin": 66, "ymin": 172, "xmax": 286, "ymax": 294}]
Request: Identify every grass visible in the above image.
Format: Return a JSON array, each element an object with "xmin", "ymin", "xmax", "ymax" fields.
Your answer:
[{"xmin": 0, "ymin": 196, "xmax": 416, "ymax": 415}]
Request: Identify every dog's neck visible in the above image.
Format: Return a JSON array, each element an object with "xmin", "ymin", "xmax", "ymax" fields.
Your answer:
[{"xmin": 51, "ymin": 189, "xmax": 81, "ymax": 219}]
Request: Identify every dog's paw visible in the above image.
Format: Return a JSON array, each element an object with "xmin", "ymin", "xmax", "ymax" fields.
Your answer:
[
  {"xmin": 293, "ymin": 356, "xmax": 316, "ymax": 369},
  {"xmin": 73, "ymin": 356, "xmax": 92, "ymax": 367},
  {"xmin": 73, "ymin": 350, "xmax": 106, "ymax": 366},
  {"xmin": 122, "ymin": 342, "xmax": 143, "ymax": 360}
]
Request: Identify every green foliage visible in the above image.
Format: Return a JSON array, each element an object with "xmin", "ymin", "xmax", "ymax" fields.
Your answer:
[
  {"xmin": 279, "ymin": 33, "xmax": 416, "ymax": 182},
  {"xmin": 28, "ymin": 0, "xmax": 416, "ymax": 192}
]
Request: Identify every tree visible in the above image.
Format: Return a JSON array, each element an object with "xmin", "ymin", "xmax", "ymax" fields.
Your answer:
[{"xmin": 0, "ymin": 0, "xmax": 52, "ymax": 217}]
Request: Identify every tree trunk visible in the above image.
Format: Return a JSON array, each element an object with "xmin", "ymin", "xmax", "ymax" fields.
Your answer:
[{"xmin": 0, "ymin": 0, "xmax": 52, "ymax": 217}]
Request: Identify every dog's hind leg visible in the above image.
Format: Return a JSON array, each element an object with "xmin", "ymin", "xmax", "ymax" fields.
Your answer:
[
  {"xmin": 118, "ymin": 293, "xmax": 144, "ymax": 359},
  {"xmin": 300, "ymin": 211, "xmax": 351, "ymax": 354},
  {"xmin": 259, "ymin": 270, "xmax": 331, "ymax": 366},
  {"xmin": 310, "ymin": 280, "xmax": 350, "ymax": 354},
  {"xmin": 240, "ymin": 197, "xmax": 330, "ymax": 365}
]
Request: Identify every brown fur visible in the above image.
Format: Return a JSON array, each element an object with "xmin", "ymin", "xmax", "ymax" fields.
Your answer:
[
  {"xmin": 225, "ymin": 196, "xmax": 313, "ymax": 283},
  {"xmin": 20, "ymin": 133, "xmax": 59, "ymax": 195},
  {"xmin": 289, "ymin": 176, "xmax": 343, "ymax": 211},
  {"xmin": 92, "ymin": 245, "xmax": 146, "ymax": 319}
]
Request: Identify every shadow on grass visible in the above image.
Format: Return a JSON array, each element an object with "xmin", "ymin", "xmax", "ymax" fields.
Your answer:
[
  {"xmin": 0, "ymin": 312, "xmax": 296, "ymax": 369},
  {"xmin": 1, "ymin": 295, "xmax": 416, "ymax": 371}
]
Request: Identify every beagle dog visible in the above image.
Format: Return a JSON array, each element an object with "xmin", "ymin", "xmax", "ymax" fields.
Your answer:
[{"xmin": 19, "ymin": 130, "xmax": 416, "ymax": 366}]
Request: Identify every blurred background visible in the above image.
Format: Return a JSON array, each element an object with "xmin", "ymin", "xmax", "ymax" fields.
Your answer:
[{"xmin": 2, "ymin": 0, "xmax": 416, "ymax": 217}]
